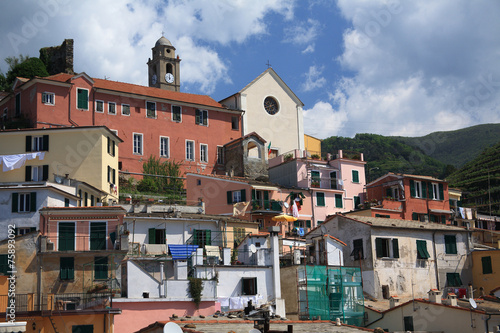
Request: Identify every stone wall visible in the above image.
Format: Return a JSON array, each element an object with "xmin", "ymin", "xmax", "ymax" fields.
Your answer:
[{"xmin": 39, "ymin": 39, "xmax": 74, "ymax": 75}]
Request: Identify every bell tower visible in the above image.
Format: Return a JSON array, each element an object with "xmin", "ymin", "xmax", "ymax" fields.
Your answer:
[{"xmin": 147, "ymin": 35, "xmax": 181, "ymax": 91}]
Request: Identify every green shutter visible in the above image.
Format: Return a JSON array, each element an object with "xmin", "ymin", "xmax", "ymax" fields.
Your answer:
[
  {"xmin": 43, "ymin": 135, "xmax": 49, "ymax": 151},
  {"xmin": 59, "ymin": 222, "xmax": 75, "ymax": 251},
  {"xmin": 30, "ymin": 192, "xmax": 37, "ymax": 212},
  {"xmin": 422, "ymin": 182, "xmax": 427, "ymax": 199},
  {"xmin": 12, "ymin": 193, "xmax": 18, "ymax": 213},
  {"xmin": 26, "ymin": 136, "xmax": 32, "ymax": 152},
  {"xmin": 441, "ymin": 215, "xmax": 446, "ymax": 224},
  {"xmin": 317, "ymin": 192, "xmax": 325, "ymax": 207},
  {"xmin": 60, "ymin": 257, "xmax": 74, "ymax": 280},
  {"xmin": 25, "ymin": 165, "xmax": 31, "ymax": 181},
  {"xmin": 241, "ymin": 189, "xmax": 246, "ymax": 202},
  {"xmin": 392, "ymin": 239, "xmax": 399, "ymax": 258},
  {"xmin": 412, "ymin": 212, "xmax": 418, "ymax": 221},
  {"xmin": 410, "ymin": 180, "xmax": 416, "ymax": 197},
  {"xmin": 227, "ymin": 191, "xmax": 232, "ymax": 204},
  {"xmin": 375, "ymin": 238, "xmax": 384, "ymax": 258},
  {"xmin": 72, "ymin": 325, "xmax": 94, "ymax": 333},
  {"xmin": 42, "ymin": 165, "xmax": 49, "ymax": 181},
  {"xmin": 416, "ymin": 240, "xmax": 430, "ymax": 259},
  {"xmin": 386, "ymin": 188, "xmax": 392, "ymax": 197},
  {"xmin": 90, "ymin": 222, "xmax": 107, "ymax": 250},
  {"xmin": 195, "ymin": 109, "xmax": 200, "ymax": 124},
  {"xmin": 306, "ymin": 220, "xmax": 311, "ymax": 228},
  {"xmin": 445, "ymin": 235, "xmax": 457, "ymax": 254},
  {"xmin": 439, "ymin": 183, "xmax": 444, "ymax": 200},
  {"xmin": 335, "ymin": 194, "xmax": 342, "ymax": 208},
  {"xmin": 352, "ymin": 170, "xmax": 359, "ymax": 183},
  {"xmin": 77, "ymin": 89, "xmax": 88, "ymax": 109},
  {"xmin": 0, "ymin": 255, "xmax": 8, "ymax": 275},
  {"xmin": 482, "ymin": 256, "xmax": 492, "ymax": 274},
  {"xmin": 354, "ymin": 196, "xmax": 361, "ymax": 208},
  {"xmin": 428, "ymin": 183, "xmax": 434, "ymax": 199},
  {"xmin": 94, "ymin": 257, "xmax": 108, "ymax": 280},
  {"xmin": 263, "ymin": 191, "xmax": 269, "ymax": 209},
  {"xmin": 148, "ymin": 228, "xmax": 156, "ymax": 244},
  {"xmin": 205, "ymin": 230, "xmax": 211, "ymax": 245},
  {"xmin": 446, "ymin": 272, "xmax": 462, "ymax": 287},
  {"xmin": 203, "ymin": 111, "xmax": 208, "ymax": 125},
  {"xmin": 430, "ymin": 214, "xmax": 436, "ymax": 222}
]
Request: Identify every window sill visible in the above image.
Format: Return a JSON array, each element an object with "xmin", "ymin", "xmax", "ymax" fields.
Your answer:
[
  {"xmin": 378, "ymin": 257, "xmax": 398, "ymax": 260},
  {"xmin": 122, "ymin": 113, "xmax": 130, "ymax": 116},
  {"xmin": 133, "ymin": 153, "xmax": 143, "ymax": 156}
]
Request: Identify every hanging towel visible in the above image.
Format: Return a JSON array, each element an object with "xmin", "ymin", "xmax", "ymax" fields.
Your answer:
[
  {"xmin": 0, "ymin": 152, "xmax": 45, "ymax": 172},
  {"xmin": 292, "ymin": 200, "xmax": 299, "ymax": 218}
]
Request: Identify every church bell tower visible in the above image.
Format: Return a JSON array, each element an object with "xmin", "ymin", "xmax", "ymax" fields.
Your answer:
[{"xmin": 147, "ymin": 36, "xmax": 181, "ymax": 91}]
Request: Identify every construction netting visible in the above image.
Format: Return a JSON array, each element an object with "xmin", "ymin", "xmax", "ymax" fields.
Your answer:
[{"xmin": 297, "ymin": 265, "xmax": 364, "ymax": 326}]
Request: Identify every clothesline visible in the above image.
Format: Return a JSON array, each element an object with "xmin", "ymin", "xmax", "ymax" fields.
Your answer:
[{"xmin": 0, "ymin": 152, "xmax": 45, "ymax": 172}]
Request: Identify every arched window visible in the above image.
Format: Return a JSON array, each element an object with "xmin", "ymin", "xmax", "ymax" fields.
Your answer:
[{"xmin": 166, "ymin": 63, "xmax": 173, "ymax": 74}]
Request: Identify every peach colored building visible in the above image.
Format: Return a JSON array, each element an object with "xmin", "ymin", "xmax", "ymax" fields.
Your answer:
[{"xmin": 366, "ymin": 173, "xmax": 452, "ymax": 222}]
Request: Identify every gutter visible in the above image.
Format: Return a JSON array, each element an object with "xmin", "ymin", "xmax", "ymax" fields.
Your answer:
[{"xmin": 432, "ymin": 231, "xmax": 440, "ymax": 289}]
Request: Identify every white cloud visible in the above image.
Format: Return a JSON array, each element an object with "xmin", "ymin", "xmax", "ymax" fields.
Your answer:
[
  {"xmin": 302, "ymin": 65, "xmax": 326, "ymax": 92},
  {"xmin": 326, "ymin": 0, "xmax": 500, "ymax": 137},
  {"xmin": 302, "ymin": 44, "xmax": 315, "ymax": 54},
  {"xmin": 303, "ymin": 101, "xmax": 348, "ymax": 139},
  {"xmin": 283, "ymin": 18, "xmax": 321, "ymax": 50}
]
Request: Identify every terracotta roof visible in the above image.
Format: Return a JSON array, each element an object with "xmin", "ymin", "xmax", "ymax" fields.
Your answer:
[
  {"xmin": 42, "ymin": 73, "xmax": 227, "ymax": 109},
  {"xmin": 324, "ymin": 234, "xmax": 347, "ymax": 246}
]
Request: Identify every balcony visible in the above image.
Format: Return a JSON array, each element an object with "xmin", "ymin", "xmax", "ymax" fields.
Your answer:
[
  {"xmin": 251, "ymin": 199, "xmax": 282, "ymax": 212},
  {"xmin": 40, "ymin": 234, "xmax": 128, "ymax": 253}
]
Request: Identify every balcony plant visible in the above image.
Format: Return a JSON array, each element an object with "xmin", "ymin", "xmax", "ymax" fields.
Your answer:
[
  {"xmin": 311, "ymin": 181, "xmax": 320, "ymax": 188},
  {"xmin": 284, "ymin": 153, "xmax": 293, "ymax": 161},
  {"xmin": 311, "ymin": 154, "xmax": 321, "ymax": 160}
]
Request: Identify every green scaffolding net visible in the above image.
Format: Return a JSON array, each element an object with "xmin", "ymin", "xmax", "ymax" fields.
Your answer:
[{"xmin": 298, "ymin": 266, "xmax": 364, "ymax": 326}]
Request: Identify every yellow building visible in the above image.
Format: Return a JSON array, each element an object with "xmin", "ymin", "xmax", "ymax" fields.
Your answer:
[
  {"xmin": 0, "ymin": 126, "xmax": 122, "ymax": 205},
  {"xmin": 471, "ymin": 249, "xmax": 500, "ymax": 297},
  {"xmin": 304, "ymin": 134, "xmax": 321, "ymax": 158}
]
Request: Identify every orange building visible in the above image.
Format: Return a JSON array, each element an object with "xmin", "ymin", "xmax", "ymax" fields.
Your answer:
[
  {"xmin": 0, "ymin": 37, "xmax": 242, "ymax": 178},
  {"xmin": 366, "ymin": 173, "xmax": 452, "ymax": 222}
]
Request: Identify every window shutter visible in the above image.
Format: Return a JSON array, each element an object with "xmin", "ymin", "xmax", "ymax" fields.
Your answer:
[
  {"xmin": 12, "ymin": 193, "xmax": 18, "ymax": 213},
  {"xmin": 25, "ymin": 165, "xmax": 32, "ymax": 181},
  {"xmin": 206, "ymin": 230, "xmax": 212, "ymax": 245},
  {"xmin": 30, "ymin": 192, "xmax": 37, "ymax": 212},
  {"xmin": 43, "ymin": 135, "xmax": 49, "ymax": 151},
  {"xmin": 112, "ymin": 140, "xmax": 115, "ymax": 156},
  {"xmin": 306, "ymin": 220, "xmax": 311, "ymax": 228},
  {"xmin": 148, "ymin": 228, "xmax": 156, "ymax": 244},
  {"xmin": 107, "ymin": 166, "xmax": 110, "ymax": 183},
  {"xmin": 410, "ymin": 180, "xmax": 415, "ymax": 197},
  {"xmin": 441, "ymin": 215, "xmax": 446, "ymax": 224},
  {"xmin": 430, "ymin": 214, "xmax": 435, "ymax": 222},
  {"xmin": 317, "ymin": 193, "xmax": 325, "ymax": 207},
  {"xmin": 42, "ymin": 165, "xmax": 49, "ymax": 181},
  {"xmin": 203, "ymin": 111, "xmax": 208, "ymax": 125},
  {"xmin": 392, "ymin": 239, "xmax": 399, "ymax": 258},
  {"xmin": 195, "ymin": 109, "xmax": 200, "ymax": 124},
  {"xmin": 421, "ymin": 182, "xmax": 427, "ymax": 199},
  {"xmin": 252, "ymin": 189, "xmax": 256, "ymax": 201},
  {"xmin": 241, "ymin": 189, "xmax": 246, "ymax": 202},
  {"xmin": 428, "ymin": 183, "xmax": 434, "ymax": 199},
  {"xmin": 386, "ymin": 188, "xmax": 392, "ymax": 197},
  {"xmin": 482, "ymin": 256, "xmax": 492, "ymax": 274},
  {"xmin": 335, "ymin": 194, "xmax": 342, "ymax": 208},
  {"xmin": 26, "ymin": 136, "xmax": 32, "ymax": 152},
  {"xmin": 445, "ymin": 235, "xmax": 457, "ymax": 254},
  {"xmin": 107, "ymin": 137, "xmax": 111, "ymax": 154},
  {"xmin": 263, "ymin": 191, "xmax": 269, "ymax": 208},
  {"xmin": 352, "ymin": 170, "xmax": 359, "ymax": 183},
  {"xmin": 439, "ymin": 184, "xmax": 444, "ymax": 200},
  {"xmin": 227, "ymin": 191, "xmax": 232, "ymax": 204},
  {"xmin": 375, "ymin": 238, "xmax": 383, "ymax": 258},
  {"xmin": 412, "ymin": 212, "xmax": 418, "ymax": 220},
  {"xmin": 112, "ymin": 168, "xmax": 116, "ymax": 184}
]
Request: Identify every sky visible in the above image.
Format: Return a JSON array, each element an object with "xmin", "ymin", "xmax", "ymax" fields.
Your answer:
[{"xmin": 1, "ymin": 0, "xmax": 500, "ymax": 139}]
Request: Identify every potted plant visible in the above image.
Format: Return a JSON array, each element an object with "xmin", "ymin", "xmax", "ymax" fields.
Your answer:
[{"xmin": 311, "ymin": 181, "xmax": 320, "ymax": 188}]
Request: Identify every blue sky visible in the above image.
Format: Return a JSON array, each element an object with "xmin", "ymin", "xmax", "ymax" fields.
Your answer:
[{"xmin": 1, "ymin": 0, "xmax": 500, "ymax": 139}]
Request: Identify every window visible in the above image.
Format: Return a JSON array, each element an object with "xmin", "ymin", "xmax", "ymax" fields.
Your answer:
[
  {"xmin": 90, "ymin": 222, "xmax": 107, "ymax": 250},
  {"xmin": 72, "ymin": 325, "xmax": 93, "ymax": 333},
  {"xmin": 446, "ymin": 273, "xmax": 462, "ymax": 287},
  {"xmin": 311, "ymin": 171, "xmax": 320, "ymax": 187},
  {"xmin": 335, "ymin": 194, "xmax": 343, "ymax": 208},
  {"xmin": 375, "ymin": 238, "xmax": 399, "ymax": 258},
  {"xmin": 25, "ymin": 165, "xmax": 48, "ymax": 181},
  {"xmin": 354, "ymin": 196, "xmax": 361, "ymax": 209},
  {"xmin": 234, "ymin": 227, "xmax": 246, "ymax": 246},
  {"xmin": 195, "ymin": 109, "xmax": 208, "ymax": 126},
  {"xmin": 133, "ymin": 133, "xmax": 143, "ymax": 155},
  {"xmin": 172, "ymin": 105, "xmax": 181, "ymax": 122},
  {"xmin": 94, "ymin": 257, "xmax": 108, "ymax": 280},
  {"xmin": 242, "ymin": 277, "xmax": 257, "ymax": 295},
  {"xmin": 146, "ymin": 101, "xmax": 156, "ymax": 118},
  {"xmin": 231, "ymin": 116, "xmax": 239, "ymax": 130},
  {"xmin": 416, "ymin": 240, "xmax": 430, "ymax": 259},
  {"xmin": 90, "ymin": 195, "xmax": 94, "ymax": 206},
  {"xmin": 84, "ymin": 192, "xmax": 88, "ymax": 207},
  {"xmin": 59, "ymin": 222, "xmax": 75, "ymax": 251},
  {"xmin": 192, "ymin": 229, "xmax": 211, "ymax": 246},
  {"xmin": 430, "ymin": 182, "xmax": 444, "ymax": 201},
  {"xmin": 107, "ymin": 166, "xmax": 116, "ymax": 185},
  {"xmin": 410, "ymin": 180, "xmax": 424, "ymax": 198},
  {"xmin": 77, "ymin": 88, "xmax": 88, "ymax": 110},
  {"xmin": 108, "ymin": 102, "xmax": 116, "ymax": 115},
  {"xmin": 60, "ymin": 257, "xmax": 74, "ymax": 280},
  {"xmin": 121, "ymin": 104, "xmax": 130, "ymax": 116},
  {"xmin": 15, "ymin": 93, "xmax": 21, "ymax": 116},
  {"xmin": 64, "ymin": 198, "xmax": 70, "ymax": 207},
  {"xmin": 351, "ymin": 239, "xmax": 363, "ymax": 260},
  {"xmin": 11, "ymin": 192, "xmax": 36, "ymax": 213},
  {"xmin": 26, "ymin": 135, "xmax": 49, "ymax": 152},
  {"xmin": 227, "ymin": 189, "xmax": 246, "ymax": 204},
  {"xmin": 403, "ymin": 316, "xmax": 414, "ymax": 331},
  {"xmin": 0, "ymin": 255, "xmax": 8, "ymax": 275},
  {"xmin": 160, "ymin": 137, "xmax": 169, "ymax": 158},
  {"xmin": 186, "ymin": 140, "xmax": 195, "ymax": 161},
  {"xmin": 95, "ymin": 100, "xmax": 104, "ymax": 113},
  {"xmin": 200, "ymin": 144, "xmax": 208, "ymax": 163},
  {"xmin": 148, "ymin": 228, "xmax": 166, "ymax": 244},
  {"xmin": 330, "ymin": 171, "xmax": 338, "ymax": 189},
  {"xmin": 352, "ymin": 170, "xmax": 359, "ymax": 183},
  {"xmin": 42, "ymin": 92, "xmax": 55, "ymax": 105},
  {"xmin": 16, "ymin": 227, "xmax": 36, "ymax": 236},
  {"xmin": 107, "ymin": 137, "xmax": 115, "ymax": 156},
  {"xmin": 217, "ymin": 146, "xmax": 224, "ymax": 164},
  {"xmin": 444, "ymin": 235, "xmax": 457, "ymax": 254},
  {"xmin": 482, "ymin": 256, "xmax": 492, "ymax": 274},
  {"xmin": 316, "ymin": 192, "xmax": 325, "ymax": 207}
]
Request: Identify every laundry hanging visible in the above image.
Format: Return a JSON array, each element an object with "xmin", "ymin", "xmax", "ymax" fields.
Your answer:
[{"xmin": 0, "ymin": 152, "xmax": 45, "ymax": 172}]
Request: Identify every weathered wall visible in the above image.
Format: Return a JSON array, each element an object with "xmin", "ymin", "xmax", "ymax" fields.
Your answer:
[{"xmin": 39, "ymin": 39, "xmax": 74, "ymax": 75}]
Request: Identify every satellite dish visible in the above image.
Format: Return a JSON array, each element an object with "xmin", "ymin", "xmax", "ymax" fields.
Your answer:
[
  {"xmin": 283, "ymin": 202, "xmax": 289, "ymax": 209},
  {"xmin": 249, "ymin": 329, "xmax": 261, "ymax": 333},
  {"xmin": 55, "ymin": 176, "xmax": 62, "ymax": 184},
  {"xmin": 250, "ymin": 244, "xmax": 257, "ymax": 253},
  {"xmin": 163, "ymin": 322, "xmax": 183, "ymax": 333},
  {"xmin": 469, "ymin": 298, "xmax": 477, "ymax": 309}
]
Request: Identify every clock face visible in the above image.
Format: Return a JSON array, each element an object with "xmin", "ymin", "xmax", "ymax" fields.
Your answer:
[
  {"xmin": 152, "ymin": 74, "xmax": 157, "ymax": 85},
  {"xmin": 165, "ymin": 73, "xmax": 174, "ymax": 83},
  {"xmin": 264, "ymin": 97, "xmax": 279, "ymax": 115}
]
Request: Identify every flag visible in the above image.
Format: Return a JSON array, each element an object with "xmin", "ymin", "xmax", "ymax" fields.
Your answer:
[
  {"xmin": 267, "ymin": 142, "xmax": 272, "ymax": 156},
  {"xmin": 233, "ymin": 201, "xmax": 250, "ymax": 216}
]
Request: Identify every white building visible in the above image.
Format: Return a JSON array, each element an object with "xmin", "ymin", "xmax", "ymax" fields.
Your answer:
[{"xmin": 307, "ymin": 214, "xmax": 472, "ymax": 299}]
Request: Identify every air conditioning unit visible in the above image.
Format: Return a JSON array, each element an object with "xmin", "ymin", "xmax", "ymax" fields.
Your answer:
[{"xmin": 47, "ymin": 241, "xmax": 55, "ymax": 251}]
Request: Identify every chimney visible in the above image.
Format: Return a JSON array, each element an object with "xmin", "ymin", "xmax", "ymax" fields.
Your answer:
[
  {"xmin": 448, "ymin": 293, "xmax": 457, "ymax": 306},
  {"xmin": 389, "ymin": 295, "xmax": 400, "ymax": 308},
  {"xmin": 428, "ymin": 289, "xmax": 442, "ymax": 304}
]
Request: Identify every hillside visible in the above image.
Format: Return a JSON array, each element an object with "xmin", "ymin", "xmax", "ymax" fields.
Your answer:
[
  {"xmin": 392, "ymin": 123, "xmax": 500, "ymax": 168},
  {"xmin": 321, "ymin": 134, "xmax": 450, "ymax": 182},
  {"xmin": 447, "ymin": 141, "xmax": 500, "ymax": 215}
]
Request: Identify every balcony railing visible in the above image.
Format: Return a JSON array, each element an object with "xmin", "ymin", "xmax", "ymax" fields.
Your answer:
[
  {"xmin": 251, "ymin": 199, "xmax": 282, "ymax": 211},
  {"xmin": 40, "ymin": 234, "xmax": 126, "ymax": 252}
]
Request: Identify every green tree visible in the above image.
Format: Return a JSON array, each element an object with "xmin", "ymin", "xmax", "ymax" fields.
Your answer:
[
  {"xmin": 137, "ymin": 156, "xmax": 183, "ymax": 193},
  {"xmin": 5, "ymin": 57, "xmax": 49, "ymax": 89}
]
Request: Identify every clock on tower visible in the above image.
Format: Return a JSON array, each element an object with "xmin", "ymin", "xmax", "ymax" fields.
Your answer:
[{"xmin": 147, "ymin": 35, "xmax": 181, "ymax": 92}]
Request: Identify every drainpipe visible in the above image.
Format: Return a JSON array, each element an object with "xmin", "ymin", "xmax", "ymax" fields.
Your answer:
[
  {"xmin": 68, "ymin": 83, "xmax": 78, "ymax": 126},
  {"xmin": 432, "ymin": 231, "xmax": 440, "ymax": 289}
]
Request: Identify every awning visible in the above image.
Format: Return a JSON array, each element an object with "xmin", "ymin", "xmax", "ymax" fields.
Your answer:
[
  {"xmin": 251, "ymin": 185, "xmax": 280, "ymax": 191},
  {"xmin": 205, "ymin": 245, "xmax": 221, "ymax": 260},
  {"xmin": 0, "ymin": 322, "xmax": 27, "ymax": 332},
  {"xmin": 168, "ymin": 244, "xmax": 199, "ymax": 260},
  {"xmin": 429, "ymin": 209, "xmax": 452, "ymax": 214}
]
